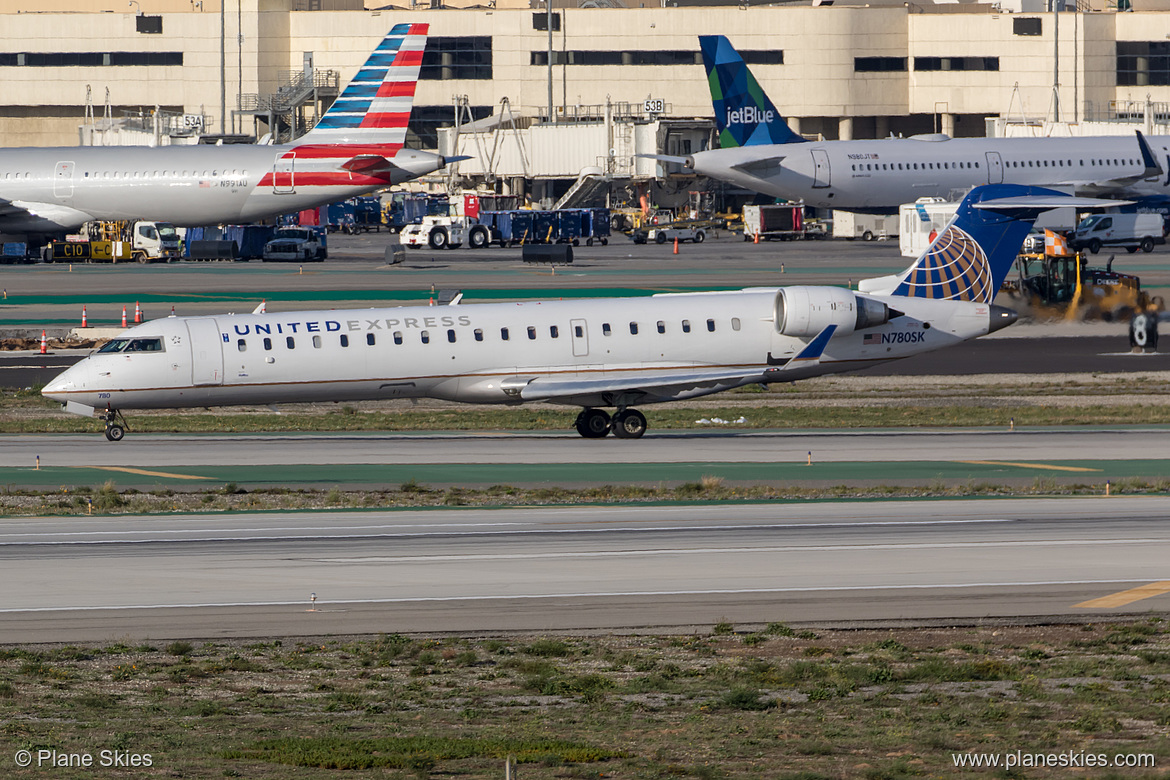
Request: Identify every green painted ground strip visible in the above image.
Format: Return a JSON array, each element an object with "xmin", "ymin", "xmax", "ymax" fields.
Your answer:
[{"xmin": 3, "ymin": 458, "xmax": 1161, "ymax": 489}]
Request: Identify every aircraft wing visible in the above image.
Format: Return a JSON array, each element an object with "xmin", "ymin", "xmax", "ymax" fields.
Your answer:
[
  {"xmin": 0, "ymin": 197, "xmax": 95, "ymax": 233},
  {"xmin": 516, "ymin": 325, "xmax": 836, "ymax": 404}
]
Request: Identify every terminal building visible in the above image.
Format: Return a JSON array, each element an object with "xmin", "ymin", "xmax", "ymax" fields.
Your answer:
[{"xmin": 4, "ymin": 0, "xmax": 1170, "ymax": 207}]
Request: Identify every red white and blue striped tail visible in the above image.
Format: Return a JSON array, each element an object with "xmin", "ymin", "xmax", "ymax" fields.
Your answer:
[{"xmin": 294, "ymin": 22, "xmax": 427, "ymax": 152}]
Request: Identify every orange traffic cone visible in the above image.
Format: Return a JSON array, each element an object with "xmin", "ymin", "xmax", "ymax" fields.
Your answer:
[
  {"xmin": 134, "ymin": 301, "xmax": 142, "ymax": 324},
  {"xmin": 81, "ymin": 305, "xmax": 88, "ymax": 328},
  {"xmin": 40, "ymin": 330, "xmax": 47, "ymax": 355},
  {"xmin": 121, "ymin": 306, "xmax": 127, "ymax": 328},
  {"xmin": 754, "ymin": 232, "xmax": 760, "ymax": 244},
  {"xmin": 673, "ymin": 237, "xmax": 679, "ymax": 254}
]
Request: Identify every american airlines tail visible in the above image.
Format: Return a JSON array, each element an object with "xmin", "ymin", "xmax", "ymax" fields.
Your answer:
[
  {"xmin": 698, "ymin": 35, "xmax": 804, "ymax": 148},
  {"xmin": 260, "ymin": 22, "xmax": 436, "ymax": 192}
]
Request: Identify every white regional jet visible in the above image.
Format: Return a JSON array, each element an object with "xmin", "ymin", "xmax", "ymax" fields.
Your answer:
[
  {"xmin": 43, "ymin": 184, "xmax": 1115, "ymax": 441},
  {"xmin": 675, "ymin": 35, "xmax": 1170, "ymax": 213},
  {"xmin": 0, "ymin": 23, "xmax": 454, "ymax": 237}
]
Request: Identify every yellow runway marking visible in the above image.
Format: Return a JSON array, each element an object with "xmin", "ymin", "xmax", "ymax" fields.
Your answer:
[
  {"xmin": 957, "ymin": 460, "xmax": 1102, "ymax": 473},
  {"xmin": 91, "ymin": 466, "xmax": 212, "ymax": 481},
  {"xmin": 1075, "ymin": 581, "xmax": 1170, "ymax": 609}
]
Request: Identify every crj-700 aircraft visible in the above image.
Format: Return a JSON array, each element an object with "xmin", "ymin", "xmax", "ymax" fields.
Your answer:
[
  {"xmin": 43, "ymin": 185, "xmax": 1116, "ymax": 441},
  {"xmin": 0, "ymin": 23, "xmax": 454, "ymax": 236},
  {"xmin": 666, "ymin": 35, "xmax": 1170, "ymax": 213}
]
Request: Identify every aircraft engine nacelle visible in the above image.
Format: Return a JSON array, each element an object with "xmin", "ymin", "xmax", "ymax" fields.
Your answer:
[{"xmin": 773, "ymin": 286, "xmax": 891, "ymax": 337}]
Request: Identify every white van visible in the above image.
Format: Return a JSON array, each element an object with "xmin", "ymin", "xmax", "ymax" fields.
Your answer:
[{"xmin": 1070, "ymin": 213, "xmax": 1164, "ymax": 254}]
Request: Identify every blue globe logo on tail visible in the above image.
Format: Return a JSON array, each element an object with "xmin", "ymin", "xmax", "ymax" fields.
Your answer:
[{"xmin": 895, "ymin": 226, "xmax": 994, "ymax": 302}]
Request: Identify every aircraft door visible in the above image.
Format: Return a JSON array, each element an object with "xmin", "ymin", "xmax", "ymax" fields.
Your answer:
[
  {"xmin": 186, "ymin": 318, "xmax": 224, "ymax": 386},
  {"xmin": 811, "ymin": 149, "xmax": 831, "ymax": 188},
  {"xmin": 272, "ymin": 153, "xmax": 296, "ymax": 194},
  {"xmin": 53, "ymin": 161, "xmax": 75, "ymax": 199},
  {"xmin": 570, "ymin": 318, "xmax": 589, "ymax": 357},
  {"xmin": 985, "ymin": 152, "xmax": 1004, "ymax": 184}
]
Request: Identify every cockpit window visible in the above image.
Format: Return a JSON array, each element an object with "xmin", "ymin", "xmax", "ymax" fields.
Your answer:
[
  {"xmin": 97, "ymin": 338, "xmax": 131, "ymax": 353},
  {"xmin": 125, "ymin": 338, "xmax": 164, "ymax": 352}
]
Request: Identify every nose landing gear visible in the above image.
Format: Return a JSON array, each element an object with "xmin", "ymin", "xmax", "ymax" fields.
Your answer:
[
  {"xmin": 102, "ymin": 409, "xmax": 129, "ymax": 442},
  {"xmin": 573, "ymin": 407, "xmax": 647, "ymax": 439}
]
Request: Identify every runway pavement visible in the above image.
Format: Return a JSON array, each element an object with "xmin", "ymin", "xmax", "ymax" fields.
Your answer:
[
  {"xmin": 2, "ymin": 496, "xmax": 1168, "ymax": 642},
  {"xmin": 2, "ymin": 428, "xmax": 1168, "ymax": 489}
]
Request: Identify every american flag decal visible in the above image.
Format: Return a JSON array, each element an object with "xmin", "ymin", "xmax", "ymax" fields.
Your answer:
[{"xmin": 863, "ymin": 333, "xmax": 882, "ymax": 345}]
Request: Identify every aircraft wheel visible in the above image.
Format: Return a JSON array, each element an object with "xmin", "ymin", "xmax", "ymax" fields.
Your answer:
[
  {"xmin": 105, "ymin": 424, "xmax": 125, "ymax": 442},
  {"xmin": 574, "ymin": 408, "xmax": 611, "ymax": 438},
  {"xmin": 428, "ymin": 227, "xmax": 449, "ymax": 250},
  {"xmin": 1088, "ymin": 238, "xmax": 1102, "ymax": 254},
  {"xmin": 469, "ymin": 226, "xmax": 489, "ymax": 249},
  {"xmin": 611, "ymin": 409, "xmax": 647, "ymax": 439},
  {"xmin": 1141, "ymin": 237, "xmax": 1155, "ymax": 253}
]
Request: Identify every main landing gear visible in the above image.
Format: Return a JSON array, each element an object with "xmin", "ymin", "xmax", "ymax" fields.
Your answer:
[
  {"xmin": 102, "ymin": 409, "xmax": 129, "ymax": 442},
  {"xmin": 573, "ymin": 407, "xmax": 647, "ymax": 439}
]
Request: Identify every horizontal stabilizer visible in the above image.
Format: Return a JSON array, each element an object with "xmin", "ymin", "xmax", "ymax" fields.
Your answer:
[
  {"xmin": 341, "ymin": 154, "xmax": 396, "ymax": 177},
  {"xmin": 972, "ymin": 195, "xmax": 1132, "ymax": 213},
  {"xmin": 729, "ymin": 156, "xmax": 787, "ymax": 175},
  {"xmin": 637, "ymin": 153, "xmax": 692, "ymax": 167}
]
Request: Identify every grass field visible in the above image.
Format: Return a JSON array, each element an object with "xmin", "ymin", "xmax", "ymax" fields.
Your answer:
[{"xmin": 2, "ymin": 621, "xmax": 1168, "ymax": 779}]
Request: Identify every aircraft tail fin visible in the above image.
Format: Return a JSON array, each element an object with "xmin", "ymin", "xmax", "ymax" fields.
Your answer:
[
  {"xmin": 295, "ymin": 22, "xmax": 428, "ymax": 150},
  {"xmin": 889, "ymin": 184, "xmax": 1124, "ymax": 303},
  {"xmin": 699, "ymin": 35, "xmax": 804, "ymax": 148}
]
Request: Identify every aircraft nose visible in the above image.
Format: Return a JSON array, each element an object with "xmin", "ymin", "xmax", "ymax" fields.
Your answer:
[{"xmin": 42, "ymin": 360, "xmax": 87, "ymax": 401}]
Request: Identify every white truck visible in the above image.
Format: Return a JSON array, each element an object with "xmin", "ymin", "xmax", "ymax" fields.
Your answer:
[
  {"xmin": 261, "ymin": 227, "xmax": 327, "ymax": 262},
  {"xmin": 1070, "ymin": 213, "xmax": 1165, "ymax": 254},
  {"xmin": 401, "ymin": 215, "xmax": 492, "ymax": 250},
  {"xmin": 643, "ymin": 224, "xmax": 707, "ymax": 245},
  {"xmin": 832, "ymin": 211, "xmax": 899, "ymax": 241}
]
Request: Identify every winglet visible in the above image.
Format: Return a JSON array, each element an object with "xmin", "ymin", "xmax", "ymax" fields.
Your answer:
[
  {"xmin": 786, "ymin": 324, "xmax": 836, "ymax": 366},
  {"xmin": 1136, "ymin": 130, "xmax": 1163, "ymax": 179}
]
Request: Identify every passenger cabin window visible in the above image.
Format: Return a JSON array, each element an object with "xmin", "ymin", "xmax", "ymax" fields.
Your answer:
[
  {"xmin": 312, "ymin": 335, "xmax": 322, "ymax": 348},
  {"xmin": 550, "ymin": 325, "xmax": 559, "ymax": 338},
  {"xmin": 602, "ymin": 323, "xmax": 612, "ymax": 336},
  {"xmin": 263, "ymin": 337, "xmax": 272, "ymax": 350},
  {"xmin": 574, "ymin": 325, "xmax": 583, "ymax": 337},
  {"xmin": 367, "ymin": 333, "xmax": 376, "ymax": 346},
  {"xmin": 394, "ymin": 331, "xmax": 403, "ymax": 345},
  {"xmin": 340, "ymin": 334, "xmax": 349, "ymax": 347},
  {"xmin": 447, "ymin": 329, "xmax": 456, "ymax": 343},
  {"xmin": 421, "ymin": 331, "xmax": 430, "ymax": 344},
  {"xmin": 629, "ymin": 322, "xmax": 639, "ymax": 335},
  {"xmin": 501, "ymin": 327, "xmax": 510, "ymax": 341},
  {"xmin": 707, "ymin": 319, "xmax": 716, "ymax": 332},
  {"xmin": 237, "ymin": 339, "xmax": 246, "ymax": 352},
  {"xmin": 682, "ymin": 319, "xmax": 691, "ymax": 333},
  {"xmin": 657, "ymin": 321, "xmax": 665, "ymax": 334},
  {"xmin": 527, "ymin": 326, "xmax": 536, "ymax": 340},
  {"xmin": 474, "ymin": 328, "xmax": 484, "ymax": 342},
  {"xmin": 732, "ymin": 318, "xmax": 741, "ymax": 331},
  {"xmin": 286, "ymin": 336, "xmax": 295, "ymax": 349}
]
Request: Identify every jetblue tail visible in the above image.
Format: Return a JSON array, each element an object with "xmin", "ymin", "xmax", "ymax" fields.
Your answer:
[
  {"xmin": 296, "ymin": 22, "xmax": 428, "ymax": 150},
  {"xmin": 699, "ymin": 35, "xmax": 804, "ymax": 148},
  {"xmin": 891, "ymin": 184, "xmax": 1123, "ymax": 303}
]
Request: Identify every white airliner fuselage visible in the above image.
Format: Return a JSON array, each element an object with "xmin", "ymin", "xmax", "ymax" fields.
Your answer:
[{"xmin": 687, "ymin": 134, "xmax": 1170, "ymax": 213}]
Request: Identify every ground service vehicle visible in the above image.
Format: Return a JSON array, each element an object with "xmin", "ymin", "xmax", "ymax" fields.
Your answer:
[
  {"xmin": 262, "ymin": 227, "xmax": 327, "ymax": 261},
  {"xmin": 742, "ymin": 204, "xmax": 810, "ymax": 241},
  {"xmin": 645, "ymin": 224, "xmax": 707, "ymax": 244},
  {"xmin": 1069, "ymin": 213, "xmax": 1165, "ymax": 254},
  {"xmin": 1004, "ymin": 249, "xmax": 1163, "ymax": 321},
  {"xmin": 45, "ymin": 220, "xmax": 181, "ymax": 263},
  {"xmin": 832, "ymin": 211, "xmax": 899, "ymax": 241},
  {"xmin": 401, "ymin": 215, "xmax": 491, "ymax": 250}
]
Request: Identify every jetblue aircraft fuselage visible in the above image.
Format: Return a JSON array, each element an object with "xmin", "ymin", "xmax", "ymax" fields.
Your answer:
[{"xmin": 687, "ymin": 134, "xmax": 1170, "ymax": 213}]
